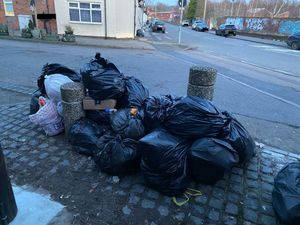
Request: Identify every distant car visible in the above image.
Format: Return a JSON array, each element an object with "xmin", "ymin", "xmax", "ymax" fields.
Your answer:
[
  {"xmin": 152, "ymin": 21, "xmax": 166, "ymax": 33},
  {"xmin": 192, "ymin": 20, "xmax": 206, "ymax": 30},
  {"xmin": 215, "ymin": 24, "xmax": 237, "ymax": 37},
  {"xmin": 182, "ymin": 20, "xmax": 189, "ymax": 27},
  {"xmin": 286, "ymin": 32, "xmax": 300, "ymax": 50},
  {"xmin": 194, "ymin": 22, "xmax": 209, "ymax": 32}
]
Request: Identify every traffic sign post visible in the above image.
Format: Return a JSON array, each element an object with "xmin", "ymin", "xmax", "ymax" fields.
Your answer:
[{"xmin": 177, "ymin": 0, "xmax": 186, "ymax": 45}]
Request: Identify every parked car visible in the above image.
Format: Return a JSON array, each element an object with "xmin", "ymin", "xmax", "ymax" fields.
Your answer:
[
  {"xmin": 152, "ymin": 21, "xmax": 166, "ymax": 33},
  {"xmin": 215, "ymin": 24, "xmax": 237, "ymax": 37},
  {"xmin": 286, "ymin": 32, "xmax": 300, "ymax": 50},
  {"xmin": 194, "ymin": 22, "xmax": 209, "ymax": 32},
  {"xmin": 192, "ymin": 20, "xmax": 206, "ymax": 30},
  {"xmin": 182, "ymin": 20, "xmax": 189, "ymax": 27}
]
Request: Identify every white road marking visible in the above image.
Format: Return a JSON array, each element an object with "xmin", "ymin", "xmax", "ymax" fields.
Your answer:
[
  {"xmin": 160, "ymin": 52, "xmax": 300, "ymax": 109},
  {"xmin": 250, "ymin": 44, "xmax": 300, "ymax": 57},
  {"xmin": 165, "ymin": 36, "xmax": 172, "ymax": 40},
  {"xmin": 218, "ymin": 72, "xmax": 300, "ymax": 109}
]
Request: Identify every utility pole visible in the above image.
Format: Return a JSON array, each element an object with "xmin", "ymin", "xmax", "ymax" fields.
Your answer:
[
  {"xmin": 203, "ymin": 0, "xmax": 208, "ymax": 20},
  {"xmin": 230, "ymin": 0, "xmax": 234, "ymax": 17}
]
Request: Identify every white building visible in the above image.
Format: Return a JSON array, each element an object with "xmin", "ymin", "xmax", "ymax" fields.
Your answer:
[{"xmin": 54, "ymin": 0, "xmax": 146, "ymax": 38}]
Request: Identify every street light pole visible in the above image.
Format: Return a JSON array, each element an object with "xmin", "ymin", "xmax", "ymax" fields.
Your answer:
[
  {"xmin": 203, "ymin": 0, "xmax": 208, "ymax": 20},
  {"xmin": 178, "ymin": 6, "xmax": 183, "ymax": 45}
]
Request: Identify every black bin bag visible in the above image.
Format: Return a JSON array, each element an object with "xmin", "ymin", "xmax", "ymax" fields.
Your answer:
[
  {"xmin": 94, "ymin": 135, "xmax": 140, "ymax": 175},
  {"xmin": 85, "ymin": 110, "xmax": 111, "ymax": 125},
  {"xmin": 110, "ymin": 109, "xmax": 145, "ymax": 140},
  {"xmin": 80, "ymin": 53, "xmax": 125, "ymax": 100},
  {"xmin": 30, "ymin": 89, "xmax": 42, "ymax": 115},
  {"xmin": 272, "ymin": 162, "xmax": 300, "ymax": 225},
  {"xmin": 164, "ymin": 96, "xmax": 229, "ymax": 139},
  {"xmin": 68, "ymin": 118, "xmax": 104, "ymax": 157},
  {"xmin": 37, "ymin": 63, "xmax": 81, "ymax": 94},
  {"xmin": 219, "ymin": 112, "xmax": 255, "ymax": 163},
  {"xmin": 117, "ymin": 76, "xmax": 149, "ymax": 108},
  {"xmin": 139, "ymin": 128, "xmax": 190, "ymax": 196},
  {"xmin": 143, "ymin": 95, "xmax": 181, "ymax": 130},
  {"xmin": 189, "ymin": 138, "xmax": 239, "ymax": 184}
]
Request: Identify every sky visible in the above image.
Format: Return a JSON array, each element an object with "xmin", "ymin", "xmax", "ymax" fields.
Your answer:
[{"xmin": 156, "ymin": 0, "xmax": 178, "ymax": 6}]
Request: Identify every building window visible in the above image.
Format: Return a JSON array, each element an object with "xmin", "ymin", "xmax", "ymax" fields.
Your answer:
[
  {"xmin": 3, "ymin": 0, "xmax": 14, "ymax": 16},
  {"xmin": 69, "ymin": 2, "xmax": 101, "ymax": 23}
]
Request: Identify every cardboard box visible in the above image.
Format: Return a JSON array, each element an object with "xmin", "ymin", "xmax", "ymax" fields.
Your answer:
[{"xmin": 83, "ymin": 97, "xmax": 117, "ymax": 110}]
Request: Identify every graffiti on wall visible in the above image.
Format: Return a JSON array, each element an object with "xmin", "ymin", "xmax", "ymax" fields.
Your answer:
[
  {"xmin": 279, "ymin": 21, "xmax": 300, "ymax": 34},
  {"xmin": 219, "ymin": 17, "xmax": 300, "ymax": 35},
  {"xmin": 245, "ymin": 18, "xmax": 265, "ymax": 31},
  {"xmin": 225, "ymin": 17, "xmax": 244, "ymax": 30}
]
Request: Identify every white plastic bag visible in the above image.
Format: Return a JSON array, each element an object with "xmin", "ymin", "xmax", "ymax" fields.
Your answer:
[
  {"xmin": 42, "ymin": 116, "xmax": 64, "ymax": 136},
  {"xmin": 29, "ymin": 100, "xmax": 58, "ymax": 125},
  {"xmin": 29, "ymin": 100, "xmax": 65, "ymax": 136},
  {"xmin": 44, "ymin": 74, "xmax": 73, "ymax": 103}
]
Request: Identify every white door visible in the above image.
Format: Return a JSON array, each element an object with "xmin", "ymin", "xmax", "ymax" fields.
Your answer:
[{"xmin": 18, "ymin": 15, "xmax": 32, "ymax": 30}]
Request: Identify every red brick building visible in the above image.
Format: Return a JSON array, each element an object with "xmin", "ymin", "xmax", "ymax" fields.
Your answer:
[
  {"xmin": 0, "ymin": 0, "xmax": 56, "ymax": 34},
  {"xmin": 147, "ymin": 9, "xmax": 179, "ymax": 23}
]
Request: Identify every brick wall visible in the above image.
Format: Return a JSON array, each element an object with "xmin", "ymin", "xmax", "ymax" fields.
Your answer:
[{"xmin": 0, "ymin": 0, "xmax": 57, "ymax": 33}]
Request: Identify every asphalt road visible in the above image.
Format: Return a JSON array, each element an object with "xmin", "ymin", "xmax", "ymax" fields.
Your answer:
[
  {"xmin": 147, "ymin": 23, "xmax": 300, "ymax": 77},
  {"xmin": 0, "ymin": 37, "xmax": 299, "ymax": 153}
]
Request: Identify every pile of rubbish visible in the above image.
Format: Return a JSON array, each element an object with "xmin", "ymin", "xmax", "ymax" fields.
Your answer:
[{"xmin": 29, "ymin": 53, "xmax": 256, "ymax": 197}]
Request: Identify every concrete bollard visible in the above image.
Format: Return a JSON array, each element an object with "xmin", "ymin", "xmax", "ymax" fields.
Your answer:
[
  {"xmin": 61, "ymin": 82, "xmax": 85, "ymax": 137},
  {"xmin": 187, "ymin": 66, "xmax": 217, "ymax": 101},
  {"xmin": 0, "ymin": 144, "xmax": 18, "ymax": 224}
]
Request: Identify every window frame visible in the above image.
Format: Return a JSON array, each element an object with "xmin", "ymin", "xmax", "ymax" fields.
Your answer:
[
  {"xmin": 68, "ymin": 1, "xmax": 102, "ymax": 24},
  {"xmin": 3, "ymin": 0, "xmax": 14, "ymax": 16}
]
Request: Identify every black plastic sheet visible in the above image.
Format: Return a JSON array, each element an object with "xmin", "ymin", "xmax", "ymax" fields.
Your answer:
[
  {"xmin": 94, "ymin": 135, "xmax": 140, "ymax": 175},
  {"xmin": 140, "ymin": 128, "xmax": 190, "ymax": 196},
  {"xmin": 272, "ymin": 162, "xmax": 300, "ymax": 225},
  {"xmin": 189, "ymin": 138, "xmax": 239, "ymax": 184}
]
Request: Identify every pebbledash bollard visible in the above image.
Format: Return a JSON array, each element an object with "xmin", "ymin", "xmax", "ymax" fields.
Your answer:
[
  {"xmin": 61, "ymin": 82, "xmax": 85, "ymax": 137},
  {"xmin": 0, "ymin": 144, "xmax": 17, "ymax": 225},
  {"xmin": 187, "ymin": 66, "xmax": 217, "ymax": 101}
]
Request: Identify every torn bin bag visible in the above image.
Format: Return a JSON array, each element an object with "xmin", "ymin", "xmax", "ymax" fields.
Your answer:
[
  {"xmin": 94, "ymin": 135, "xmax": 140, "ymax": 175},
  {"xmin": 272, "ymin": 162, "xmax": 300, "ymax": 225},
  {"xmin": 110, "ymin": 109, "xmax": 145, "ymax": 140},
  {"xmin": 37, "ymin": 63, "xmax": 80, "ymax": 94},
  {"xmin": 69, "ymin": 118, "xmax": 104, "ymax": 156},
  {"xmin": 80, "ymin": 53, "xmax": 125, "ymax": 100},
  {"xmin": 219, "ymin": 112, "xmax": 255, "ymax": 163},
  {"xmin": 189, "ymin": 138, "xmax": 239, "ymax": 184},
  {"xmin": 140, "ymin": 128, "xmax": 190, "ymax": 196},
  {"xmin": 164, "ymin": 96, "xmax": 229, "ymax": 139}
]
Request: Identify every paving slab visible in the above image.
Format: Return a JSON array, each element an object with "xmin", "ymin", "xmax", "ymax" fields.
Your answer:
[
  {"xmin": 0, "ymin": 102, "xmax": 299, "ymax": 225},
  {"xmin": 10, "ymin": 186, "xmax": 66, "ymax": 225}
]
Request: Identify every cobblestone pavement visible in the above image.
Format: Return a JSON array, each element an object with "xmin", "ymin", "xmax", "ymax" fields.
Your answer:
[{"xmin": 1, "ymin": 102, "xmax": 300, "ymax": 225}]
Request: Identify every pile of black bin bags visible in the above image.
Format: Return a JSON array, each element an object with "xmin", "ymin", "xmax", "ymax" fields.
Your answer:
[{"xmin": 31, "ymin": 53, "xmax": 256, "ymax": 197}]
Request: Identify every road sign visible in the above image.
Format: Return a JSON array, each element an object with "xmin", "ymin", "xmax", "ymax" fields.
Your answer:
[{"xmin": 178, "ymin": 0, "xmax": 187, "ymax": 7}]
